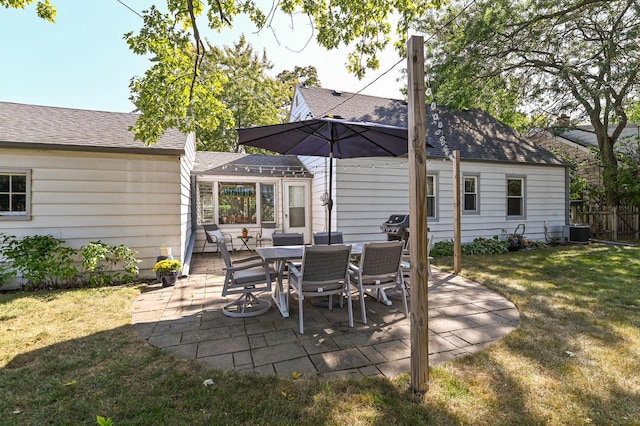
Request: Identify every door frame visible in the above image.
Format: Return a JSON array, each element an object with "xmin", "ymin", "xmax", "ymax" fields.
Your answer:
[{"xmin": 282, "ymin": 180, "xmax": 311, "ymax": 243}]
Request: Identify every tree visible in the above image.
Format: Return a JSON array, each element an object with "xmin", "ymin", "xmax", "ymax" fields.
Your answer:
[
  {"xmin": 276, "ymin": 66, "xmax": 321, "ymax": 116},
  {"xmin": 416, "ymin": 0, "xmax": 640, "ymax": 208},
  {"xmin": 1, "ymin": 0, "xmax": 55, "ymax": 22},
  {"xmin": 123, "ymin": 0, "xmax": 443, "ymax": 147},
  {"xmin": 196, "ymin": 36, "xmax": 293, "ymax": 152}
]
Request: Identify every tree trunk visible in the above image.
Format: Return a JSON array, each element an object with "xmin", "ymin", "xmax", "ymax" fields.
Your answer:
[{"xmin": 593, "ymin": 123, "xmax": 619, "ymax": 209}]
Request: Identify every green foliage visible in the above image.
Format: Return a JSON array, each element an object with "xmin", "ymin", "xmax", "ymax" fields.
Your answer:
[
  {"xmin": 549, "ymin": 148, "xmax": 598, "ymax": 202},
  {"xmin": 196, "ymin": 36, "xmax": 294, "ymax": 152},
  {"xmin": 79, "ymin": 241, "xmax": 140, "ymax": 287},
  {"xmin": 124, "ymin": 1, "xmax": 444, "ymax": 146},
  {"xmin": 611, "ymin": 136, "xmax": 640, "ymax": 207},
  {"xmin": 431, "ymin": 236, "xmax": 512, "ymax": 257},
  {"xmin": 0, "ymin": 234, "xmax": 77, "ymax": 290},
  {"xmin": 1, "ymin": 0, "xmax": 56, "ymax": 22},
  {"xmin": 0, "ymin": 234, "xmax": 140, "ymax": 290},
  {"xmin": 96, "ymin": 415, "xmax": 114, "ymax": 426},
  {"xmin": 416, "ymin": 0, "xmax": 640, "ymax": 208}
]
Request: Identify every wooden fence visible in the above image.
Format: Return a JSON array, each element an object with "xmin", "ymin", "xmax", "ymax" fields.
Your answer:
[{"xmin": 571, "ymin": 203, "xmax": 640, "ymax": 241}]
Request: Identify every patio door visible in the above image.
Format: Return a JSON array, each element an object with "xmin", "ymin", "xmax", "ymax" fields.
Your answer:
[{"xmin": 283, "ymin": 181, "xmax": 309, "ymax": 241}]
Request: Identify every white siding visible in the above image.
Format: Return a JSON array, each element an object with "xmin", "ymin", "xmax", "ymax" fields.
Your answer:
[
  {"xmin": 0, "ymin": 148, "xmax": 186, "ymax": 279},
  {"xmin": 179, "ymin": 133, "xmax": 197, "ymax": 266},
  {"xmin": 303, "ymin": 157, "xmax": 567, "ymax": 244},
  {"xmin": 298, "ymin": 156, "xmax": 329, "ymax": 234}
]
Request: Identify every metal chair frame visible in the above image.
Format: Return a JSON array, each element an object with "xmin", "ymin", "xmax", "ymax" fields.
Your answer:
[
  {"xmin": 349, "ymin": 241, "xmax": 407, "ymax": 324},
  {"xmin": 219, "ymin": 240, "xmax": 275, "ymax": 317},
  {"xmin": 202, "ymin": 224, "xmax": 234, "ymax": 254},
  {"xmin": 287, "ymin": 245, "xmax": 353, "ymax": 334}
]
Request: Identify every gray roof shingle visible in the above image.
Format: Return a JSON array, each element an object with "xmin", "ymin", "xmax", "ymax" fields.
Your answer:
[
  {"xmin": 194, "ymin": 152, "xmax": 313, "ymax": 177},
  {"xmin": 0, "ymin": 101, "xmax": 187, "ymax": 154},
  {"xmin": 298, "ymin": 86, "xmax": 564, "ymax": 166}
]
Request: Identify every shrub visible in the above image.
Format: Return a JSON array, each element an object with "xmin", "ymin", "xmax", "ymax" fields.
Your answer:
[
  {"xmin": 431, "ymin": 236, "xmax": 513, "ymax": 257},
  {"xmin": 0, "ymin": 233, "xmax": 78, "ymax": 290},
  {"xmin": 79, "ymin": 241, "xmax": 140, "ymax": 287}
]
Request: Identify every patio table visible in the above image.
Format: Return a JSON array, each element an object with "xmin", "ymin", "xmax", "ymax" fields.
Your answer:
[{"xmin": 256, "ymin": 243, "xmax": 363, "ymax": 317}]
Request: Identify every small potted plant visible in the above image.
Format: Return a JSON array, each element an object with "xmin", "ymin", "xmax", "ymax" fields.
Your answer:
[
  {"xmin": 241, "ymin": 227, "xmax": 249, "ymax": 237},
  {"xmin": 153, "ymin": 259, "xmax": 182, "ymax": 287}
]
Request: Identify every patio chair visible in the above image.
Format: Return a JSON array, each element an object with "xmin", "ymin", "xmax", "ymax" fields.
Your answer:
[
  {"xmin": 219, "ymin": 240, "xmax": 276, "ymax": 317},
  {"xmin": 312, "ymin": 232, "xmax": 344, "ymax": 245},
  {"xmin": 256, "ymin": 223, "xmax": 278, "ymax": 247},
  {"xmin": 272, "ymin": 232, "xmax": 305, "ymax": 246},
  {"xmin": 349, "ymin": 241, "xmax": 407, "ymax": 324},
  {"xmin": 202, "ymin": 224, "xmax": 234, "ymax": 254},
  {"xmin": 287, "ymin": 244, "xmax": 353, "ymax": 334},
  {"xmin": 400, "ymin": 234, "xmax": 434, "ymax": 287}
]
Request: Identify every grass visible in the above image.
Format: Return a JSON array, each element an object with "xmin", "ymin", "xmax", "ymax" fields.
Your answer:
[{"xmin": 1, "ymin": 243, "xmax": 638, "ymax": 425}]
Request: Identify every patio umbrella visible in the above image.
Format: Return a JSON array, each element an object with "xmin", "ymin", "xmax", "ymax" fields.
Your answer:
[{"xmin": 238, "ymin": 117, "xmax": 415, "ymax": 244}]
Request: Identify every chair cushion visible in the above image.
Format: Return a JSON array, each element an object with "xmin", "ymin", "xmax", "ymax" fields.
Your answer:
[
  {"xmin": 233, "ymin": 266, "xmax": 277, "ymax": 285},
  {"xmin": 206, "ymin": 230, "xmax": 224, "ymax": 242}
]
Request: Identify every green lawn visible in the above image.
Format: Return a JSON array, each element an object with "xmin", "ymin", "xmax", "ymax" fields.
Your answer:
[{"xmin": 1, "ymin": 244, "xmax": 638, "ymax": 425}]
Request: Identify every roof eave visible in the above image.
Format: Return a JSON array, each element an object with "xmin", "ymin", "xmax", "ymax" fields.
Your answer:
[{"xmin": 0, "ymin": 141, "xmax": 185, "ymax": 156}]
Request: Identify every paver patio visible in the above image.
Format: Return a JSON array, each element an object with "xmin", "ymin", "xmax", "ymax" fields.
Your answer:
[{"xmin": 131, "ymin": 253, "xmax": 519, "ymax": 379}]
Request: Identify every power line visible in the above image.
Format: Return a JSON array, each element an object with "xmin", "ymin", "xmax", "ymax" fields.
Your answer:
[
  {"xmin": 115, "ymin": 0, "xmax": 143, "ymax": 19},
  {"xmin": 317, "ymin": 0, "xmax": 479, "ymax": 117}
]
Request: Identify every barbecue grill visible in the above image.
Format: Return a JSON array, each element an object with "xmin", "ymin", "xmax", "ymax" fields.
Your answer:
[{"xmin": 380, "ymin": 214, "xmax": 410, "ymax": 242}]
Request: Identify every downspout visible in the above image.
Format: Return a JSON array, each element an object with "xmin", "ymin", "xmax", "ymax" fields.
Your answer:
[{"xmin": 182, "ymin": 174, "xmax": 198, "ymax": 276}]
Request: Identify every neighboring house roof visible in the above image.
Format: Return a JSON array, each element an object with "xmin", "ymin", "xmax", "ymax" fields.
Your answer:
[
  {"xmin": 0, "ymin": 101, "xmax": 187, "ymax": 154},
  {"xmin": 558, "ymin": 124, "xmax": 640, "ymax": 150},
  {"xmin": 194, "ymin": 151, "xmax": 313, "ymax": 178},
  {"xmin": 296, "ymin": 86, "xmax": 565, "ymax": 166}
]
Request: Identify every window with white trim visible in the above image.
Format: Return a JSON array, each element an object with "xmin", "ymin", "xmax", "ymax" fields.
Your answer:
[
  {"xmin": 0, "ymin": 169, "xmax": 31, "ymax": 220},
  {"xmin": 427, "ymin": 175, "xmax": 437, "ymax": 218},
  {"xmin": 506, "ymin": 177, "xmax": 525, "ymax": 217},
  {"xmin": 463, "ymin": 176, "xmax": 478, "ymax": 212},
  {"xmin": 197, "ymin": 181, "xmax": 276, "ymax": 225}
]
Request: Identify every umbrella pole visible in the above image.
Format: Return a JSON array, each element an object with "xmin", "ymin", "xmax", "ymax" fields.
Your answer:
[{"xmin": 327, "ymin": 152, "xmax": 334, "ymax": 245}]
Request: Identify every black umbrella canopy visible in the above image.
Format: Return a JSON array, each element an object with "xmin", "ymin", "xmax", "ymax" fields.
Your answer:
[
  {"xmin": 238, "ymin": 117, "xmax": 414, "ymax": 244},
  {"xmin": 237, "ymin": 117, "xmax": 410, "ymax": 158}
]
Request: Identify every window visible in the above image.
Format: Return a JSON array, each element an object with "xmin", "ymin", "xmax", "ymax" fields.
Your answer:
[
  {"xmin": 218, "ymin": 183, "xmax": 256, "ymax": 224},
  {"xmin": 0, "ymin": 169, "xmax": 31, "ymax": 220},
  {"xmin": 463, "ymin": 176, "xmax": 478, "ymax": 213},
  {"xmin": 260, "ymin": 184, "xmax": 275, "ymax": 222},
  {"xmin": 427, "ymin": 175, "xmax": 437, "ymax": 218},
  {"xmin": 198, "ymin": 181, "xmax": 276, "ymax": 225},
  {"xmin": 507, "ymin": 178, "xmax": 525, "ymax": 217}
]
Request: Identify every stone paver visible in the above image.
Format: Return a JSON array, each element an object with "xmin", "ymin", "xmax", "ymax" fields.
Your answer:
[{"xmin": 131, "ymin": 253, "xmax": 520, "ymax": 379}]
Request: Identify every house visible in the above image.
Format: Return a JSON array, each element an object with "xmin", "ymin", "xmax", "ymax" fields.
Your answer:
[
  {"xmin": 529, "ymin": 123, "xmax": 640, "ymax": 188},
  {"xmin": 288, "ymin": 86, "xmax": 570, "ymax": 244},
  {"xmin": 1, "ymin": 86, "xmax": 570, "ymax": 288},
  {"xmin": 192, "ymin": 152, "xmax": 313, "ymax": 247},
  {"xmin": 0, "ymin": 101, "xmax": 196, "ymax": 288}
]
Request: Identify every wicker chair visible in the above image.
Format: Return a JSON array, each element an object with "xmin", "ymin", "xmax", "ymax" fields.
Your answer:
[
  {"xmin": 219, "ymin": 240, "xmax": 276, "ymax": 317},
  {"xmin": 287, "ymin": 245, "xmax": 353, "ymax": 334},
  {"xmin": 272, "ymin": 232, "xmax": 305, "ymax": 246},
  {"xmin": 202, "ymin": 224, "xmax": 234, "ymax": 254},
  {"xmin": 349, "ymin": 241, "xmax": 407, "ymax": 324},
  {"xmin": 312, "ymin": 232, "xmax": 344, "ymax": 245}
]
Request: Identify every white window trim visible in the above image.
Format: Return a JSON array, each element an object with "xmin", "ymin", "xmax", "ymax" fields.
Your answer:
[
  {"xmin": 0, "ymin": 168, "xmax": 31, "ymax": 221},
  {"xmin": 197, "ymin": 179, "xmax": 279, "ymax": 226},
  {"xmin": 463, "ymin": 174, "xmax": 480, "ymax": 214},
  {"xmin": 506, "ymin": 176, "xmax": 526, "ymax": 219},
  {"xmin": 427, "ymin": 173, "xmax": 438, "ymax": 220}
]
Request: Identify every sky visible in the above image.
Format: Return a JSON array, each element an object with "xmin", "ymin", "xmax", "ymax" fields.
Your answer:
[{"xmin": 0, "ymin": 1, "xmax": 407, "ymax": 113}]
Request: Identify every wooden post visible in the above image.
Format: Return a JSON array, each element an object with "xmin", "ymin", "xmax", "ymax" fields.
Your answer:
[
  {"xmin": 407, "ymin": 35, "xmax": 429, "ymax": 393},
  {"xmin": 453, "ymin": 150, "xmax": 461, "ymax": 274}
]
